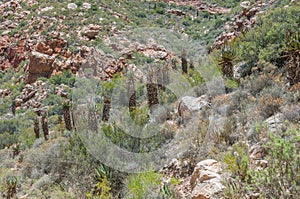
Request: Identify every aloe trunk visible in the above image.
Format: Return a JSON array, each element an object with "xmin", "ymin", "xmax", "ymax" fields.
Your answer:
[
  {"xmin": 146, "ymin": 72, "xmax": 159, "ymax": 112},
  {"xmin": 127, "ymin": 75, "xmax": 136, "ymax": 112},
  {"xmin": 41, "ymin": 114, "xmax": 49, "ymax": 140},
  {"xmin": 34, "ymin": 117, "xmax": 40, "ymax": 139},
  {"xmin": 63, "ymin": 102, "xmax": 72, "ymax": 131}
]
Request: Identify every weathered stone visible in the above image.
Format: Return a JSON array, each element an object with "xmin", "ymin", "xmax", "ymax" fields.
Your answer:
[
  {"xmin": 167, "ymin": 9, "xmax": 185, "ymax": 16},
  {"xmin": 82, "ymin": 24, "xmax": 101, "ymax": 39},
  {"xmin": 178, "ymin": 95, "xmax": 210, "ymax": 121},
  {"xmin": 41, "ymin": 6, "xmax": 53, "ymax": 12},
  {"xmin": 26, "ymin": 51, "xmax": 55, "ymax": 83},
  {"xmin": 233, "ymin": 61, "xmax": 251, "ymax": 79},
  {"xmin": 36, "ymin": 42, "xmax": 53, "ymax": 55},
  {"xmin": 264, "ymin": 113, "xmax": 283, "ymax": 132},
  {"xmin": 15, "ymin": 98, "xmax": 23, "ymax": 107},
  {"xmin": 190, "ymin": 159, "xmax": 224, "ymax": 199},
  {"xmin": 67, "ymin": 3, "xmax": 77, "ymax": 10},
  {"xmin": 246, "ymin": 7, "xmax": 260, "ymax": 17},
  {"xmin": 28, "ymin": 52, "xmax": 55, "ymax": 74},
  {"xmin": 82, "ymin": 2, "xmax": 91, "ymax": 10},
  {"xmin": 191, "ymin": 178, "xmax": 224, "ymax": 199},
  {"xmin": 249, "ymin": 144, "xmax": 264, "ymax": 160},
  {"xmin": 240, "ymin": 1, "xmax": 251, "ymax": 9}
]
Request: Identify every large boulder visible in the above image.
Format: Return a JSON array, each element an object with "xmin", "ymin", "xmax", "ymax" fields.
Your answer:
[
  {"xmin": 178, "ymin": 95, "xmax": 210, "ymax": 121},
  {"xmin": 26, "ymin": 51, "xmax": 55, "ymax": 83},
  {"xmin": 190, "ymin": 159, "xmax": 224, "ymax": 199},
  {"xmin": 82, "ymin": 24, "xmax": 101, "ymax": 39}
]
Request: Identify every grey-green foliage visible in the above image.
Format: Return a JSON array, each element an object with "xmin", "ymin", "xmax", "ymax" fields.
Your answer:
[{"xmin": 248, "ymin": 129, "xmax": 300, "ymax": 198}]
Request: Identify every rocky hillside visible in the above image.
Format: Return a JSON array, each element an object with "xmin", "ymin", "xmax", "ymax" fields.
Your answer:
[{"xmin": 0, "ymin": 0, "xmax": 299, "ymax": 198}]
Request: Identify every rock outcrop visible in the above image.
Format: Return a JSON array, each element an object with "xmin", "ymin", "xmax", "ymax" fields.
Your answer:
[
  {"xmin": 190, "ymin": 159, "xmax": 224, "ymax": 199},
  {"xmin": 212, "ymin": 1, "xmax": 271, "ymax": 49},
  {"xmin": 178, "ymin": 95, "xmax": 210, "ymax": 121},
  {"xmin": 166, "ymin": 0, "xmax": 231, "ymax": 15},
  {"xmin": 81, "ymin": 24, "xmax": 102, "ymax": 40},
  {"xmin": 162, "ymin": 159, "xmax": 226, "ymax": 198}
]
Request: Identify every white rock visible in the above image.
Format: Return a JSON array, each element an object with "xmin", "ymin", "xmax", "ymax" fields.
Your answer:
[
  {"xmin": 190, "ymin": 159, "xmax": 224, "ymax": 199},
  {"xmin": 41, "ymin": 6, "xmax": 53, "ymax": 12},
  {"xmin": 82, "ymin": 2, "xmax": 91, "ymax": 10},
  {"xmin": 178, "ymin": 95, "xmax": 210, "ymax": 121},
  {"xmin": 264, "ymin": 113, "xmax": 283, "ymax": 132},
  {"xmin": 240, "ymin": 1, "xmax": 251, "ymax": 9},
  {"xmin": 67, "ymin": 3, "xmax": 77, "ymax": 10}
]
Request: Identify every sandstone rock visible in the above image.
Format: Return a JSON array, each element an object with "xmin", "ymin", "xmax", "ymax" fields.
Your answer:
[
  {"xmin": 251, "ymin": 159, "xmax": 268, "ymax": 171},
  {"xmin": 178, "ymin": 95, "xmax": 210, "ymax": 121},
  {"xmin": 15, "ymin": 98, "xmax": 23, "ymax": 107},
  {"xmin": 28, "ymin": 52, "xmax": 55, "ymax": 74},
  {"xmin": 190, "ymin": 159, "xmax": 221, "ymax": 188},
  {"xmin": 26, "ymin": 52, "xmax": 55, "ymax": 83},
  {"xmin": 81, "ymin": 48, "xmax": 125, "ymax": 80},
  {"xmin": 246, "ymin": 7, "xmax": 260, "ymax": 17},
  {"xmin": 41, "ymin": 6, "xmax": 53, "ymax": 12},
  {"xmin": 163, "ymin": 158, "xmax": 195, "ymax": 179},
  {"xmin": 249, "ymin": 144, "xmax": 264, "ymax": 160},
  {"xmin": 36, "ymin": 42, "xmax": 53, "ymax": 55},
  {"xmin": 82, "ymin": 24, "xmax": 101, "ymax": 39},
  {"xmin": 190, "ymin": 159, "xmax": 224, "ymax": 199},
  {"xmin": 67, "ymin": 3, "xmax": 77, "ymax": 10},
  {"xmin": 191, "ymin": 178, "xmax": 224, "ymax": 199},
  {"xmin": 0, "ymin": 89, "xmax": 11, "ymax": 97},
  {"xmin": 143, "ymin": 49, "xmax": 168, "ymax": 60}
]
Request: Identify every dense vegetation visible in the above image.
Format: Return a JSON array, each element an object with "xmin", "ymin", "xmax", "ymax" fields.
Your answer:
[{"xmin": 0, "ymin": 0, "xmax": 299, "ymax": 198}]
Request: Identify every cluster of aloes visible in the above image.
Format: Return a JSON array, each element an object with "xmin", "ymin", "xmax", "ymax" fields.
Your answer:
[{"xmin": 2, "ymin": 176, "xmax": 18, "ymax": 199}]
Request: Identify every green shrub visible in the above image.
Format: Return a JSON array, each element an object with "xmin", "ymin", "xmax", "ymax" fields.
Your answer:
[
  {"xmin": 0, "ymin": 132, "xmax": 18, "ymax": 149},
  {"xmin": 1, "ymin": 175, "xmax": 17, "ymax": 199},
  {"xmin": 125, "ymin": 171, "xmax": 163, "ymax": 199},
  {"xmin": 49, "ymin": 70, "xmax": 76, "ymax": 87},
  {"xmin": 232, "ymin": 4, "xmax": 300, "ymax": 64},
  {"xmin": 0, "ymin": 119, "xmax": 18, "ymax": 135},
  {"xmin": 248, "ymin": 128, "xmax": 300, "ymax": 198},
  {"xmin": 224, "ymin": 127, "xmax": 300, "ymax": 198},
  {"xmin": 223, "ymin": 142, "xmax": 250, "ymax": 181}
]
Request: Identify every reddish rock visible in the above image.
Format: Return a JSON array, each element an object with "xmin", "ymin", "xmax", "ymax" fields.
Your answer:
[
  {"xmin": 36, "ymin": 42, "xmax": 53, "ymax": 55},
  {"xmin": 28, "ymin": 51, "xmax": 55, "ymax": 74},
  {"xmin": 167, "ymin": 9, "xmax": 186, "ymax": 16},
  {"xmin": 26, "ymin": 51, "xmax": 55, "ymax": 83},
  {"xmin": 6, "ymin": 41, "xmax": 26, "ymax": 68},
  {"xmin": 82, "ymin": 24, "xmax": 102, "ymax": 39}
]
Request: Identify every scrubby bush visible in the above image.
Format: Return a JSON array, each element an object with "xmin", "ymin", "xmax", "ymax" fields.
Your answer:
[
  {"xmin": 248, "ymin": 128, "xmax": 300, "ymax": 198},
  {"xmin": 224, "ymin": 126, "xmax": 300, "ymax": 198},
  {"xmin": 124, "ymin": 171, "xmax": 177, "ymax": 199},
  {"xmin": 232, "ymin": 4, "xmax": 300, "ymax": 64},
  {"xmin": 49, "ymin": 70, "xmax": 76, "ymax": 87}
]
